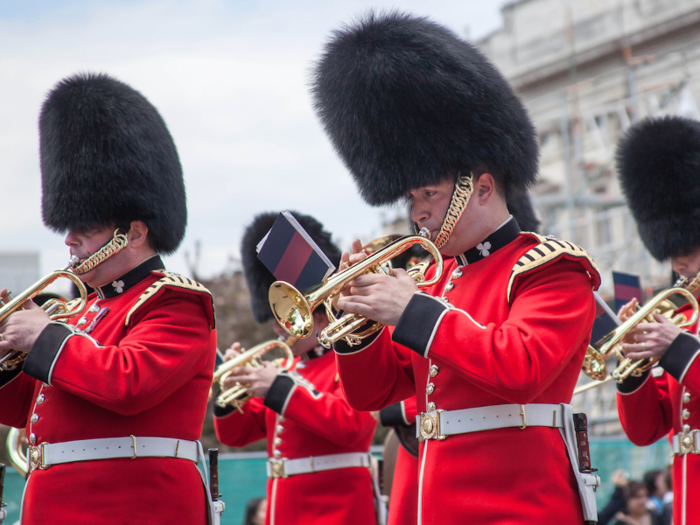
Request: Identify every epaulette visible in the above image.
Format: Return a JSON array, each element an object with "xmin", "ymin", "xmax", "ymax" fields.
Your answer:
[
  {"xmin": 125, "ymin": 271, "xmax": 215, "ymax": 328},
  {"xmin": 507, "ymin": 232, "xmax": 601, "ymax": 304}
]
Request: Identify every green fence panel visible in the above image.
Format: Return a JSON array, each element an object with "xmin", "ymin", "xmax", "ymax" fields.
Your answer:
[{"xmin": 590, "ymin": 438, "xmax": 672, "ymax": 508}]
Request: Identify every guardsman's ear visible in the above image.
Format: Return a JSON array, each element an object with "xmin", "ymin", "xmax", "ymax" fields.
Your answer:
[
  {"xmin": 475, "ymin": 172, "xmax": 496, "ymax": 205},
  {"xmin": 127, "ymin": 221, "xmax": 151, "ymax": 249}
]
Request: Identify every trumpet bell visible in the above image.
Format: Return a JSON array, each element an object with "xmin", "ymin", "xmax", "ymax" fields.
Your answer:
[
  {"xmin": 581, "ymin": 347, "xmax": 607, "ymax": 381},
  {"xmin": 269, "ymin": 282, "xmax": 315, "ymax": 339}
]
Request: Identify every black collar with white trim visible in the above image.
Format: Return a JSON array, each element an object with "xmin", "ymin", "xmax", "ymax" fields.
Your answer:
[
  {"xmin": 301, "ymin": 345, "xmax": 331, "ymax": 361},
  {"xmin": 96, "ymin": 255, "xmax": 165, "ymax": 299},
  {"xmin": 455, "ymin": 217, "xmax": 521, "ymax": 267}
]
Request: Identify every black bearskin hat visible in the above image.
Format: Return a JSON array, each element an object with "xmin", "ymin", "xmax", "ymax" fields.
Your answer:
[
  {"xmin": 241, "ymin": 212, "xmax": 342, "ymax": 323},
  {"xmin": 507, "ymin": 191, "xmax": 540, "ymax": 233},
  {"xmin": 616, "ymin": 116, "xmax": 700, "ymax": 261},
  {"xmin": 312, "ymin": 11, "xmax": 539, "ymax": 206},
  {"xmin": 40, "ymin": 72, "xmax": 186, "ymax": 254}
]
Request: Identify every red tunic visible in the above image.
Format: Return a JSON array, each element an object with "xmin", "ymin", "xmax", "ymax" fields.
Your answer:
[
  {"xmin": 380, "ymin": 396, "xmax": 419, "ymax": 525},
  {"xmin": 214, "ymin": 349, "xmax": 378, "ymax": 525},
  {"xmin": 0, "ymin": 257, "xmax": 216, "ymax": 524},
  {"xmin": 335, "ymin": 224, "xmax": 600, "ymax": 525},
  {"xmin": 617, "ymin": 302, "xmax": 700, "ymax": 525}
]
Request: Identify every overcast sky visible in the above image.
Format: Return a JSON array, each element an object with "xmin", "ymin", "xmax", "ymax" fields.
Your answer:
[{"xmin": 0, "ymin": 0, "xmax": 509, "ymax": 289}]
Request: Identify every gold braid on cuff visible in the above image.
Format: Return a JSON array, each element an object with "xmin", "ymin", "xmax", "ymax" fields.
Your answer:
[{"xmin": 71, "ymin": 230, "xmax": 129, "ymax": 275}]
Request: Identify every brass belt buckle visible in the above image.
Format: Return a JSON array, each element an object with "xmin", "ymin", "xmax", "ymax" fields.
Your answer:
[
  {"xmin": 418, "ymin": 410, "xmax": 446, "ymax": 442},
  {"xmin": 28, "ymin": 442, "xmax": 50, "ymax": 473},
  {"xmin": 269, "ymin": 458, "xmax": 288, "ymax": 479},
  {"xmin": 678, "ymin": 429, "xmax": 699, "ymax": 455}
]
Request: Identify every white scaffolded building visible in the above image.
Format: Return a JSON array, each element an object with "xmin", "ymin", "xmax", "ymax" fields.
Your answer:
[{"xmin": 478, "ymin": 0, "xmax": 700, "ymax": 434}]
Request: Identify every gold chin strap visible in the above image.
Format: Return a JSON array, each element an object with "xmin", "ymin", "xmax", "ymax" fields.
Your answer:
[
  {"xmin": 71, "ymin": 230, "xmax": 129, "ymax": 275},
  {"xmin": 414, "ymin": 172, "xmax": 474, "ymax": 250},
  {"xmin": 676, "ymin": 271, "xmax": 700, "ymax": 295}
]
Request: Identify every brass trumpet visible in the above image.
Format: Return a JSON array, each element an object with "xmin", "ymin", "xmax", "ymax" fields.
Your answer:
[
  {"xmin": 269, "ymin": 231, "xmax": 442, "ymax": 348},
  {"xmin": 575, "ymin": 287, "xmax": 699, "ymax": 395},
  {"xmin": 210, "ymin": 339, "xmax": 295, "ymax": 412},
  {"xmin": 6, "ymin": 427, "xmax": 28, "ymax": 478},
  {"xmin": 0, "ymin": 257, "xmax": 89, "ymax": 371}
]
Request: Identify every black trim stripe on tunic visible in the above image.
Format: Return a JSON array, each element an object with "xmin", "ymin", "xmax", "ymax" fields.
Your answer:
[
  {"xmin": 660, "ymin": 332, "xmax": 700, "ymax": 383},
  {"xmin": 393, "ymin": 294, "xmax": 449, "ymax": 357}
]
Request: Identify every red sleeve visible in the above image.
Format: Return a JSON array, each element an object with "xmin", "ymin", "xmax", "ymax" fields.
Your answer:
[
  {"xmin": 214, "ymin": 398, "xmax": 268, "ymax": 447},
  {"xmin": 335, "ymin": 327, "xmax": 417, "ymax": 412},
  {"xmin": 263, "ymin": 369, "xmax": 377, "ymax": 448},
  {"xmin": 0, "ymin": 371, "xmax": 37, "ymax": 428},
  {"xmin": 402, "ymin": 396, "xmax": 418, "ymax": 421},
  {"xmin": 657, "ymin": 330, "xmax": 700, "ymax": 393},
  {"xmin": 23, "ymin": 290, "xmax": 215, "ymax": 416},
  {"xmin": 392, "ymin": 259, "xmax": 595, "ymax": 403},
  {"xmin": 617, "ymin": 373, "xmax": 673, "ymax": 446}
]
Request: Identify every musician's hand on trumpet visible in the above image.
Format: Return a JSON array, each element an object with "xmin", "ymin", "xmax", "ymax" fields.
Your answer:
[
  {"xmin": 619, "ymin": 308, "xmax": 682, "ymax": 362},
  {"xmin": 221, "ymin": 342, "xmax": 279, "ymax": 399},
  {"xmin": 336, "ymin": 240, "xmax": 419, "ymax": 327},
  {"xmin": 0, "ymin": 288, "xmax": 50, "ymax": 354}
]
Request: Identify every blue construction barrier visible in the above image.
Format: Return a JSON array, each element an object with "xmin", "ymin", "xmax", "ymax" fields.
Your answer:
[{"xmin": 0, "ymin": 438, "xmax": 672, "ymax": 524}]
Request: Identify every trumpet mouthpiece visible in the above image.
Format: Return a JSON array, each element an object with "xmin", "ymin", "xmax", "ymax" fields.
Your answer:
[
  {"xmin": 418, "ymin": 227, "xmax": 431, "ymax": 239},
  {"xmin": 66, "ymin": 256, "xmax": 80, "ymax": 270}
]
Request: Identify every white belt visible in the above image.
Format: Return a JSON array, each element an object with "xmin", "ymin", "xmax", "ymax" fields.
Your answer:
[
  {"xmin": 266, "ymin": 452, "xmax": 370, "ymax": 479},
  {"xmin": 28, "ymin": 436, "xmax": 200, "ymax": 473},
  {"xmin": 416, "ymin": 403, "xmax": 565, "ymax": 441},
  {"xmin": 673, "ymin": 429, "xmax": 700, "ymax": 455}
]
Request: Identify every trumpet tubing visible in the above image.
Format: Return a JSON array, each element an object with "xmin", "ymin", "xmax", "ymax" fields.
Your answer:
[
  {"xmin": 269, "ymin": 233, "xmax": 443, "ymax": 348},
  {"xmin": 210, "ymin": 339, "xmax": 295, "ymax": 412},
  {"xmin": 0, "ymin": 263, "xmax": 89, "ymax": 371},
  {"xmin": 578, "ymin": 286, "xmax": 699, "ymax": 389},
  {"xmin": 6, "ymin": 427, "xmax": 28, "ymax": 478}
]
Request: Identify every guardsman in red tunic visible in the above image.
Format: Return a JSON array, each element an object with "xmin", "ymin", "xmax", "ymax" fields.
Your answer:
[
  {"xmin": 377, "ymin": 192, "xmax": 544, "ymax": 525},
  {"xmin": 311, "ymin": 12, "xmax": 602, "ymax": 524},
  {"xmin": 0, "ymin": 73, "xmax": 217, "ymax": 524},
  {"xmin": 614, "ymin": 116, "xmax": 700, "ymax": 525},
  {"xmin": 214, "ymin": 212, "xmax": 378, "ymax": 525}
]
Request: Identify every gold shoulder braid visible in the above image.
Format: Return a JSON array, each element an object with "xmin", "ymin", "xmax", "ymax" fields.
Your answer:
[
  {"xmin": 125, "ymin": 271, "xmax": 214, "ymax": 327},
  {"xmin": 507, "ymin": 233, "xmax": 600, "ymax": 304}
]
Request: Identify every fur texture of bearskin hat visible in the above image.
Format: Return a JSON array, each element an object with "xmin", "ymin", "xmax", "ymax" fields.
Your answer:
[
  {"xmin": 40, "ymin": 72, "xmax": 186, "ymax": 254},
  {"xmin": 312, "ymin": 11, "xmax": 539, "ymax": 206},
  {"xmin": 242, "ymin": 212, "xmax": 342, "ymax": 323},
  {"xmin": 616, "ymin": 115, "xmax": 700, "ymax": 261},
  {"xmin": 507, "ymin": 191, "xmax": 540, "ymax": 233}
]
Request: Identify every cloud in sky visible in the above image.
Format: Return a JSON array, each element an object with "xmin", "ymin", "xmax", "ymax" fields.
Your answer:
[{"xmin": 0, "ymin": 0, "xmax": 509, "ymax": 287}]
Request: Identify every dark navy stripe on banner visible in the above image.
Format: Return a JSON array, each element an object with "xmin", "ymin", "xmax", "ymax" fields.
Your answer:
[
  {"xmin": 296, "ymin": 251, "xmax": 332, "ymax": 290},
  {"xmin": 612, "ymin": 271, "xmax": 642, "ymax": 312},
  {"xmin": 258, "ymin": 214, "xmax": 297, "ymax": 274},
  {"xmin": 612, "ymin": 271, "xmax": 641, "ymax": 288}
]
